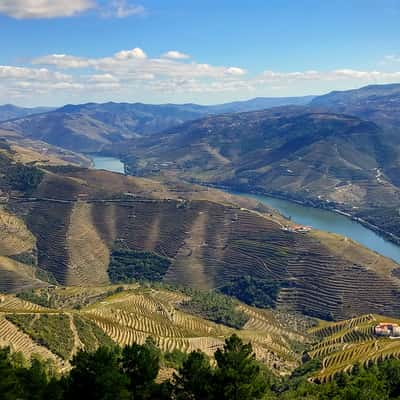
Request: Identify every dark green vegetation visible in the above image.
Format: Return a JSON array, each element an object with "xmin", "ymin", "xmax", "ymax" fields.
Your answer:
[
  {"xmin": 219, "ymin": 275, "xmax": 281, "ymax": 308},
  {"xmin": 179, "ymin": 290, "xmax": 249, "ymax": 329},
  {"xmin": 17, "ymin": 290, "xmax": 52, "ymax": 308},
  {"xmin": 4, "ymin": 335, "xmax": 400, "ymax": 399},
  {"xmin": 6, "ymin": 163, "xmax": 44, "ymax": 192},
  {"xmin": 6, "ymin": 314, "xmax": 74, "ymax": 359},
  {"xmin": 0, "ymin": 150, "xmax": 43, "ymax": 192},
  {"xmin": 108, "ymin": 249, "xmax": 171, "ymax": 283},
  {"xmin": 0, "ymin": 334, "xmax": 270, "ymax": 400},
  {"xmin": 73, "ymin": 315, "xmax": 115, "ymax": 352},
  {"xmin": 0, "ymin": 97, "xmax": 313, "ymax": 153}
]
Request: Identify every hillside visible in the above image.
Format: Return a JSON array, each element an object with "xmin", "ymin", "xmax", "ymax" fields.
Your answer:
[
  {"xmin": 2, "ymin": 286, "xmax": 400, "ymax": 385},
  {"xmin": 0, "ymin": 284, "xmax": 308, "ymax": 375},
  {"xmin": 1, "ymin": 143, "xmax": 400, "ymax": 321},
  {"xmin": 0, "ymin": 128, "xmax": 90, "ymax": 167},
  {"xmin": 115, "ymin": 106, "xmax": 400, "ymax": 242},
  {"xmin": 310, "ymin": 84, "xmax": 400, "ymax": 234},
  {"xmin": 307, "ymin": 314, "xmax": 400, "ymax": 382},
  {"xmin": 0, "ymin": 97, "xmax": 313, "ymax": 153},
  {"xmin": 0, "ymin": 104, "xmax": 54, "ymax": 122},
  {"xmin": 310, "ymin": 83, "xmax": 400, "ymax": 136}
]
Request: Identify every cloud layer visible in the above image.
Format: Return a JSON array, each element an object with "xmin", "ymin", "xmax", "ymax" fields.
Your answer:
[
  {"xmin": 1, "ymin": 48, "xmax": 400, "ymax": 105},
  {"xmin": 0, "ymin": 0, "xmax": 145, "ymax": 19},
  {"xmin": 0, "ymin": 0, "xmax": 95, "ymax": 19}
]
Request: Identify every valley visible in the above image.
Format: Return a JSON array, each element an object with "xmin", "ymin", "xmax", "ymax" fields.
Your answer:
[
  {"xmin": 90, "ymin": 156, "xmax": 400, "ymax": 264},
  {"xmin": 111, "ymin": 98, "xmax": 400, "ymax": 246},
  {"xmin": 2, "ymin": 83, "xmax": 400, "ymax": 385}
]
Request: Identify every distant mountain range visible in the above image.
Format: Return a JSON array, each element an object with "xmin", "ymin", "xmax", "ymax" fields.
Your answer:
[
  {"xmin": 0, "ymin": 96, "xmax": 313, "ymax": 152},
  {"xmin": 0, "ymin": 104, "xmax": 54, "ymax": 122}
]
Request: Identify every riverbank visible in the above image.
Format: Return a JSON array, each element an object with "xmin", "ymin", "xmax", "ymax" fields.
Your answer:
[
  {"xmin": 89, "ymin": 156, "xmax": 400, "ymax": 262},
  {"xmin": 197, "ymin": 182, "xmax": 400, "ymax": 250}
]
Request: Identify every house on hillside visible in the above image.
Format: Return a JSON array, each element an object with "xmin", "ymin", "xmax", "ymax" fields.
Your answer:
[
  {"xmin": 375, "ymin": 323, "xmax": 400, "ymax": 337},
  {"xmin": 282, "ymin": 224, "xmax": 312, "ymax": 233}
]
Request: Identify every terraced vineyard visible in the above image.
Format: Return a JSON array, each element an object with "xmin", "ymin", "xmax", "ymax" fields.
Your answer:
[
  {"xmin": 2, "ymin": 146, "xmax": 400, "ymax": 321},
  {"xmin": 307, "ymin": 314, "xmax": 400, "ymax": 382},
  {"xmin": 0, "ymin": 285, "xmax": 307, "ymax": 375}
]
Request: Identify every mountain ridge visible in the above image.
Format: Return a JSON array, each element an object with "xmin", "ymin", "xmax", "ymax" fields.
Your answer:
[{"xmin": 0, "ymin": 96, "xmax": 314, "ymax": 152}]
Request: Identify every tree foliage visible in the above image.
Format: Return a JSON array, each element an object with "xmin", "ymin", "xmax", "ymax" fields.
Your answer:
[
  {"xmin": 108, "ymin": 249, "xmax": 171, "ymax": 283},
  {"xmin": 179, "ymin": 290, "xmax": 248, "ymax": 329},
  {"xmin": 220, "ymin": 275, "xmax": 280, "ymax": 308},
  {"xmin": 3, "ymin": 336, "xmax": 400, "ymax": 399}
]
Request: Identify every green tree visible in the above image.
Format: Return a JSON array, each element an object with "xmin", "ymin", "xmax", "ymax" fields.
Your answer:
[
  {"xmin": 0, "ymin": 347, "xmax": 23, "ymax": 400},
  {"xmin": 173, "ymin": 350, "xmax": 214, "ymax": 400},
  {"xmin": 379, "ymin": 359, "xmax": 400, "ymax": 398},
  {"xmin": 15, "ymin": 358, "xmax": 50, "ymax": 400},
  {"xmin": 121, "ymin": 338, "xmax": 161, "ymax": 399},
  {"xmin": 213, "ymin": 334, "xmax": 268, "ymax": 400},
  {"xmin": 65, "ymin": 346, "xmax": 130, "ymax": 400}
]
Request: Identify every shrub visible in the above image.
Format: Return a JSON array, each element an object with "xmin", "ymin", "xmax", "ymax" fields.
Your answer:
[
  {"xmin": 179, "ymin": 290, "xmax": 248, "ymax": 329},
  {"xmin": 108, "ymin": 249, "xmax": 171, "ymax": 283}
]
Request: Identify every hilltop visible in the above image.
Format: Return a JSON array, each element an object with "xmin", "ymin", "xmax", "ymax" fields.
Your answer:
[
  {"xmin": 0, "ymin": 104, "xmax": 54, "ymax": 122},
  {"xmin": 310, "ymin": 83, "xmax": 400, "ymax": 136}
]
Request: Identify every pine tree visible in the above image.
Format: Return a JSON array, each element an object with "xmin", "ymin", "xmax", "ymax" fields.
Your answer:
[{"xmin": 213, "ymin": 334, "xmax": 268, "ymax": 400}]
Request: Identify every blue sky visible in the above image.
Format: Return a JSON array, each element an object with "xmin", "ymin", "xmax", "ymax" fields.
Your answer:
[{"xmin": 1, "ymin": 0, "xmax": 400, "ymax": 106}]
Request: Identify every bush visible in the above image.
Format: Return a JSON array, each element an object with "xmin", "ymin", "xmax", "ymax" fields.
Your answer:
[
  {"xmin": 108, "ymin": 249, "xmax": 171, "ymax": 283},
  {"xmin": 219, "ymin": 275, "xmax": 281, "ymax": 308},
  {"xmin": 73, "ymin": 315, "xmax": 115, "ymax": 352},
  {"xmin": 5, "ymin": 163, "xmax": 44, "ymax": 192},
  {"xmin": 6, "ymin": 314, "xmax": 74, "ymax": 359},
  {"xmin": 179, "ymin": 290, "xmax": 249, "ymax": 329},
  {"xmin": 17, "ymin": 290, "xmax": 51, "ymax": 308}
]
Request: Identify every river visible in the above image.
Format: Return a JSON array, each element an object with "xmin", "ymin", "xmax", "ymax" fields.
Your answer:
[
  {"xmin": 91, "ymin": 156, "xmax": 400, "ymax": 264},
  {"xmin": 91, "ymin": 156, "xmax": 125, "ymax": 174}
]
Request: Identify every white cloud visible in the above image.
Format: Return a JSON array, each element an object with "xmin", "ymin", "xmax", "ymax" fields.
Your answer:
[
  {"xmin": 114, "ymin": 48, "xmax": 147, "ymax": 60},
  {"xmin": 0, "ymin": 65, "xmax": 72, "ymax": 81},
  {"xmin": 260, "ymin": 69, "xmax": 400, "ymax": 83},
  {"xmin": 89, "ymin": 73, "xmax": 119, "ymax": 83},
  {"xmin": 162, "ymin": 51, "xmax": 190, "ymax": 60},
  {"xmin": 0, "ymin": 0, "xmax": 145, "ymax": 19},
  {"xmin": 0, "ymin": 0, "xmax": 95, "ymax": 19},
  {"xmin": 31, "ymin": 49, "xmax": 247, "ymax": 81},
  {"xmin": 32, "ymin": 54, "xmax": 92, "ymax": 69},
  {"xmin": 4, "ymin": 47, "xmax": 400, "ymax": 105},
  {"xmin": 226, "ymin": 67, "xmax": 247, "ymax": 76},
  {"xmin": 101, "ymin": 0, "xmax": 145, "ymax": 18}
]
